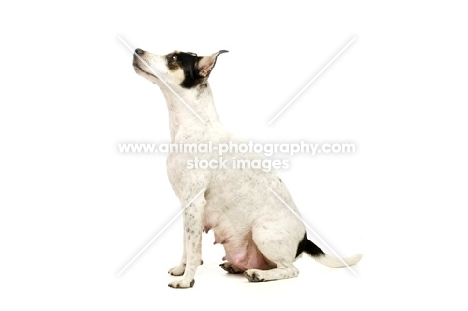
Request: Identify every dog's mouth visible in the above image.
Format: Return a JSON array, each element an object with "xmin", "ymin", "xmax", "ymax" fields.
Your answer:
[{"xmin": 133, "ymin": 56, "xmax": 158, "ymax": 79}]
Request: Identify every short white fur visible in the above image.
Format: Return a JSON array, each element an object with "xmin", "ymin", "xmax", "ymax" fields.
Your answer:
[{"xmin": 132, "ymin": 49, "xmax": 362, "ymax": 288}]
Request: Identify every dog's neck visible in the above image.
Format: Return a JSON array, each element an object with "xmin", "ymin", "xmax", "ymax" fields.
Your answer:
[{"xmin": 159, "ymin": 83, "xmax": 221, "ymax": 143}]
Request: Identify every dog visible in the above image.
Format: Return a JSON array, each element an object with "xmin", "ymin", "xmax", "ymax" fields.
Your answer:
[{"xmin": 132, "ymin": 48, "xmax": 362, "ymax": 288}]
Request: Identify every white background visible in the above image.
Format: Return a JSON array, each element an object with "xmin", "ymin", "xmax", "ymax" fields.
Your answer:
[{"xmin": 1, "ymin": 0, "xmax": 467, "ymax": 309}]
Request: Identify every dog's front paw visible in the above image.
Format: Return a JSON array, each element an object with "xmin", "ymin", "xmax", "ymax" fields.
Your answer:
[
  {"xmin": 168, "ymin": 278, "xmax": 195, "ymax": 289},
  {"xmin": 168, "ymin": 264, "xmax": 185, "ymax": 276},
  {"xmin": 244, "ymin": 269, "xmax": 266, "ymax": 282}
]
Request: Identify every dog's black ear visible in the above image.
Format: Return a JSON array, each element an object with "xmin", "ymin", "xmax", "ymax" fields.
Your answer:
[{"xmin": 197, "ymin": 50, "xmax": 228, "ymax": 77}]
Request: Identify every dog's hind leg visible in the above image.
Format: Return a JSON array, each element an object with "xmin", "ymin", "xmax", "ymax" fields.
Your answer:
[
  {"xmin": 243, "ymin": 220, "xmax": 303, "ymax": 282},
  {"xmin": 244, "ymin": 262, "xmax": 299, "ymax": 282}
]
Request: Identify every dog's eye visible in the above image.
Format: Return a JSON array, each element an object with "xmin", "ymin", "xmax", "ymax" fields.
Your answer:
[{"xmin": 171, "ymin": 54, "xmax": 177, "ymax": 61}]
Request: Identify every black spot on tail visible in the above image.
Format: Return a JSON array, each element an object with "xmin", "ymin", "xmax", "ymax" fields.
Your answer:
[{"xmin": 295, "ymin": 233, "xmax": 325, "ymax": 257}]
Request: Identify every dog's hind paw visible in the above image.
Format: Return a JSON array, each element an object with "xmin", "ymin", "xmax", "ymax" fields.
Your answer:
[
  {"xmin": 168, "ymin": 278, "xmax": 195, "ymax": 289},
  {"xmin": 244, "ymin": 269, "xmax": 266, "ymax": 282},
  {"xmin": 219, "ymin": 262, "xmax": 244, "ymax": 274}
]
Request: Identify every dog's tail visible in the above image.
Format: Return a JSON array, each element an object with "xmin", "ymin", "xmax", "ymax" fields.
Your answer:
[{"xmin": 296, "ymin": 234, "xmax": 363, "ymax": 268}]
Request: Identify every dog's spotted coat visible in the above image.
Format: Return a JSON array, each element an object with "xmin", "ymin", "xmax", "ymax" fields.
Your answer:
[{"xmin": 132, "ymin": 49, "xmax": 362, "ymax": 288}]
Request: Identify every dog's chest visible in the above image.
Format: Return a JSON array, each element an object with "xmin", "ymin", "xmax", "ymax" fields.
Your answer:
[{"xmin": 165, "ymin": 152, "xmax": 205, "ymax": 196}]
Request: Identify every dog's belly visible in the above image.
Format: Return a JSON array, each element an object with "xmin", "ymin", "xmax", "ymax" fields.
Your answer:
[
  {"xmin": 201, "ymin": 167, "xmax": 296, "ymax": 271},
  {"xmin": 206, "ymin": 225, "xmax": 273, "ymax": 271},
  {"xmin": 223, "ymin": 237, "xmax": 272, "ymax": 271}
]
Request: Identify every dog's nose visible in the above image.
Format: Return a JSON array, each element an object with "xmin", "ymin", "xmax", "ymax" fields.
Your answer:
[{"xmin": 135, "ymin": 48, "xmax": 145, "ymax": 55}]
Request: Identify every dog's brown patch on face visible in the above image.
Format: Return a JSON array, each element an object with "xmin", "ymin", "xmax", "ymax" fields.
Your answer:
[
  {"xmin": 162, "ymin": 50, "xmax": 225, "ymax": 89},
  {"xmin": 167, "ymin": 51, "xmax": 181, "ymax": 71},
  {"xmin": 164, "ymin": 51, "xmax": 205, "ymax": 88}
]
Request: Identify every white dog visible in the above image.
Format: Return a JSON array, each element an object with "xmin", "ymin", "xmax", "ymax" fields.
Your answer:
[{"xmin": 132, "ymin": 48, "xmax": 362, "ymax": 288}]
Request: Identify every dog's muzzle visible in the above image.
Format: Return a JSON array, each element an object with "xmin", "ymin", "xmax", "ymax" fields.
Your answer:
[
  {"xmin": 132, "ymin": 48, "xmax": 160, "ymax": 82},
  {"xmin": 133, "ymin": 48, "xmax": 148, "ymax": 73}
]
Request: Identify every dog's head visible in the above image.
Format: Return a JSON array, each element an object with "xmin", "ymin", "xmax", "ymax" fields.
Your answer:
[{"xmin": 133, "ymin": 49, "xmax": 228, "ymax": 89}]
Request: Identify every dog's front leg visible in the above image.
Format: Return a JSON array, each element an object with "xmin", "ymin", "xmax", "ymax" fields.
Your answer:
[
  {"xmin": 168, "ymin": 193, "xmax": 204, "ymax": 288},
  {"xmin": 168, "ymin": 229, "xmax": 204, "ymax": 276},
  {"xmin": 168, "ymin": 229, "xmax": 187, "ymax": 276}
]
